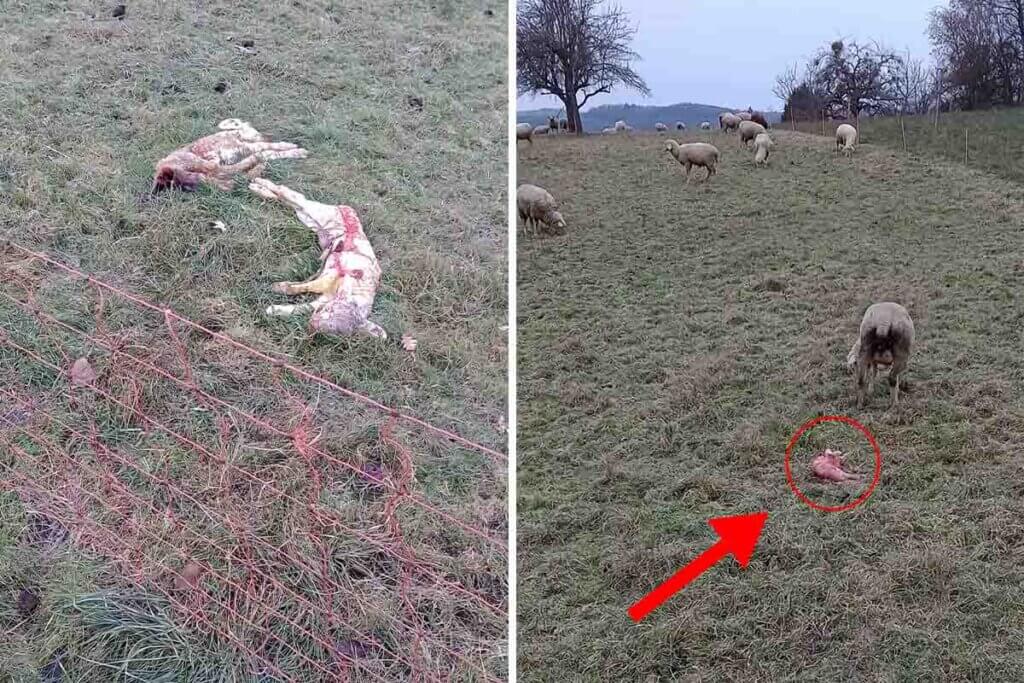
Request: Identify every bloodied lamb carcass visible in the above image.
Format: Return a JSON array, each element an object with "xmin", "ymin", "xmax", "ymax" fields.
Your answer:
[{"xmin": 249, "ymin": 179, "xmax": 386, "ymax": 339}]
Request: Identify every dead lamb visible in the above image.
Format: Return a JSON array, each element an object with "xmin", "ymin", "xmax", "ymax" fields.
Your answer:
[{"xmin": 249, "ymin": 179, "xmax": 386, "ymax": 339}]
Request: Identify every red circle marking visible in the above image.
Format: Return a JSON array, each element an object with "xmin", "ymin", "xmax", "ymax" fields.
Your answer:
[{"xmin": 784, "ymin": 415, "xmax": 881, "ymax": 513}]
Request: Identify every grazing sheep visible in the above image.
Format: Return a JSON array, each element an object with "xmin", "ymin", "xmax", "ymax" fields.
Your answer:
[
  {"xmin": 516, "ymin": 123, "xmax": 534, "ymax": 144},
  {"xmin": 736, "ymin": 111, "xmax": 753, "ymax": 121},
  {"xmin": 750, "ymin": 111, "xmax": 769, "ymax": 128},
  {"xmin": 664, "ymin": 139, "xmax": 719, "ymax": 183},
  {"xmin": 602, "ymin": 127, "xmax": 616, "ymax": 134},
  {"xmin": 753, "ymin": 132, "xmax": 774, "ymax": 166},
  {"xmin": 614, "ymin": 120, "xmax": 628, "ymax": 132},
  {"xmin": 676, "ymin": 121, "xmax": 687, "ymax": 131},
  {"xmin": 517, "ymin": 184, "xmax": 566, "ymax": 235},
  {"xmin": 836, "ymin": 123, "xmax": 858, "ymax": 156},
  {"xmin": 700, "ymin": 121, "xmax": 711, "ymax": 130},
  {"xmin": 655, "ymin": 122, "xmax": 668, "ymax": 132},
  {"xmin": 738, "ymin": 120, "xmax": 766, "ymax": 147},
  {"xmin": 719, "ymin": 112, "xmax": 741, "ymax": 132},
  {"xmin": 846, "ymin": 302, "xmax": 914, "ymax": 408},
  {"xmin": 533, "ymin": 125, "xmax": 549, "ymax": 136}
]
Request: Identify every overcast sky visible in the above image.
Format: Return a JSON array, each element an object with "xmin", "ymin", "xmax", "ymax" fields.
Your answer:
[{"xmin": 518, "ymin": 0, "xmax": 940, "ymax": 112}]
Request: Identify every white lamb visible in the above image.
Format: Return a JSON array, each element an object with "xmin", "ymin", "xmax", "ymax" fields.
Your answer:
[
  {"xmin": 700, "ymin": 121, "xmax": 711, "ymax": 130},
  {"xmin": 836, "ymin": 123, "xmax": 858, "ymax": 156},
  {"xmin": 676, "ymin": 122, "xmax": 687, "ymax": 131},
  {"xmin": 614, "ymin": 120, "xmax": 628, "ymax": 132},
  {"xmin": 655, "ymin": 122, "xmax": 668, "ymax": 132}
]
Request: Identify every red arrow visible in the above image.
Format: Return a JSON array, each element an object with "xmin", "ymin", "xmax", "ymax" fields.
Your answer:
[{"xmin": 628, "ymin": 512, "xmax": 768, "ymax": 622}]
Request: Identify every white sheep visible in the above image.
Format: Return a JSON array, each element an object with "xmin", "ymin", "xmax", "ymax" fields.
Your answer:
[
  {"xmin": 846, "ymin": 302, "xmax": 914, "ymax": 407},
  {"xmin": 738, "ymin": 120, "xmax": 766, "ymax": 147},
  {"xmin": 719, "ymin": 112, "xmax": 741, "ymax": 132},
  {"xmin": 602, "ymin": 127, "xmax": 616, "ymax": 134},
  {"xmin": 533, "ymin": 125, "xmax": 550, "ymax": 136},
  {"xmin": 836, "ymin": 123, "xmax": 858, "ymax": 156},
  {"xmin": 753, "ymin": 132, "xmax": 774, "ymax": 166},
  {"xmin": 676, "ymin": 121, "xmax": 687, "ymax": 130},
  {"xmin": 736, "ymin": 111, "xmax": 753, "ymax": 121},
  {"xmin": 517, "ymin": 184, "xmax": 566, "ymax": 235},
  {"xmin": 655, "ymin": 122, "xmax": 668, "ymax": 132},
  {"xmin": 614, "ymin": 120, "xmax": 628, "ymax": 132},
  {"xmin": 516, "ymin": 123, "xmax": 534, "ymax": 145},
  {"xmin": 664, "ymin": 139, "xmax": 719, "ymax": 184},
  {"xmin": 700, "ymin": 121, "xmax": 711, "ymax": 130}
]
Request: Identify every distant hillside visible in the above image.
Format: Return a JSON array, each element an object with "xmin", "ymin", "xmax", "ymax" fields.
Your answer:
[{"xmin": 517, "ymin": 102, "xmax": 783, "ymax": 131}]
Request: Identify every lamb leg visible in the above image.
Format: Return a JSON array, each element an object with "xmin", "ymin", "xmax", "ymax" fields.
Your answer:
[
  {"xmin": 265, "ymin": 301, "xmax": 320, "ymax": 317},
  {"xmin": 271, "ymin": 270, "xmax": 337, "ymax": 296}
]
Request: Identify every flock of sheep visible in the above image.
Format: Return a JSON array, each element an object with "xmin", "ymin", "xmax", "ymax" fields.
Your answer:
[{"xmin": 515, "ymin": 110, "xmax": 905, "ymax": 410}]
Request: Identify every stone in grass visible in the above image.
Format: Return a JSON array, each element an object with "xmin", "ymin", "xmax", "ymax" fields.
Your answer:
[
  {"xmin": 213, "ymin": 81, "xmax": 228, "ymax": 94},
  {"xmin": 406, "ymin": 94, "xmax": 424, "ymax": 110},
  {"xmin": 112, "ymin": 4, "xmax": 126, "ymax": 20}
]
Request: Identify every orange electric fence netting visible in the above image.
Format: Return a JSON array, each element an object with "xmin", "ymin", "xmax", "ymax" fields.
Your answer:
[{"xmin": 0, "ymin": 242, "xmax": 508, "ymax": 682}]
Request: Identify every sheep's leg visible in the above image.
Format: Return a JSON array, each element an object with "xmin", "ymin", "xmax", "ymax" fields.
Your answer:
[
  {"xmin": 684, "ymin": 162, "xmax": 692, "ymax": 184},
  {"xmin": 856, "ymin": 365, "xmax": 869, "ymax": 408},
  {"xmin": 704, "ymin": 166, "xmax": 712, "ymax": 182},
  {"xmin": 265, "ymin": 301, "xmax": 320, "ymax": 317},
  {"xmin": 846, "ymin": 338, "xmax": 860, "ymax": 373},
  {"xmin": 889, "ymin": 356, "xmax": 908, "ymax": 407},
  {"xmin": 271, "ymin": 270, "xmax": 337, "ymax": 296},
  {"xmin": 249, "ymin": 179, "xmax": 337, "ymax": 230}
]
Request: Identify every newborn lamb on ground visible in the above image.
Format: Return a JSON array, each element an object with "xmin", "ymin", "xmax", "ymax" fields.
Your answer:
[
  {"xmin": 738, "ymin": 120, "xmax": 767, "ymax": 147},
  {"xmin": 152, "ymin": 119, "xmax": 307, "ymax": 192},
  {"xmin": 664, "ymin": 139, "xmax": 719, "ymax": 183},
  {"xmin": 753, "ymin": 132, "xmax": 774, "ymax": 166},
  {"xmin": 811, "ymin": 449, "xmax": 860, "ymax": 483},
  {"xmin": 517, "ymin": 184, "xmax": 566, "ymax": 235},
  {"xmin": 836, "ymin": 123, "xmax": 858, "ymax": 156},
  {"xmin": 846, "ymin": 302, "xmax": 914, "ymax": 408}
]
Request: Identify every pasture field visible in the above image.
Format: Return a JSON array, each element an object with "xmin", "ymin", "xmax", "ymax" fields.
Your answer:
[
  {"xmin": 792, "ymin": 106, "xmax": 1024, "ymax": 186},
  {"xmin": 517, "ymin": 129, "xmax": 1024, "ymax": 680},
  {"xmin": 0, "ymin": 1, "xmax": 507, "ymax": 680}
]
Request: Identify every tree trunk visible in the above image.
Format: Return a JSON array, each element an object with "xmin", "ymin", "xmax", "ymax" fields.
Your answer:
[{"xmin": 566, "ymin": 95, "xmax": 583, "ymax": 135}]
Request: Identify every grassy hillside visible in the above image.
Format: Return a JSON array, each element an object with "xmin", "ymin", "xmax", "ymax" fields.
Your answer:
[
  {"xmin": 0, "ymin": 1, "xmax": 507, "ymax": 680},
  {"xmin": 518, "ymin": 102, "xmax": 782, "ymax": 132},
  {"xmin": 517, "ymin": 129, "xmax": 1024, "ymax": 680},
  {"xmin": 792, "ymin": 106, "xmax": 1024, "ymax": 185}
]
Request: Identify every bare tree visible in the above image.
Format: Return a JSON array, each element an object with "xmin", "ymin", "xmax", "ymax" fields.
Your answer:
[
  {"xmin": 893, "ymin": 50, "xmax": 930, "ymax": 114},
  {"xmin": 929, "ymin": 0, "xmax": 1024, "ymax": 109},
  {"xmin": 773, "ymin": 63, "xmax": 800, "ymax": 128},
  {"xmin": 517, "ymin": 0, "xmax": 650, "ymax": 134},
  {"xmin": 811, "ymin": 40, "xmax": 904, "ymax": 120}
]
